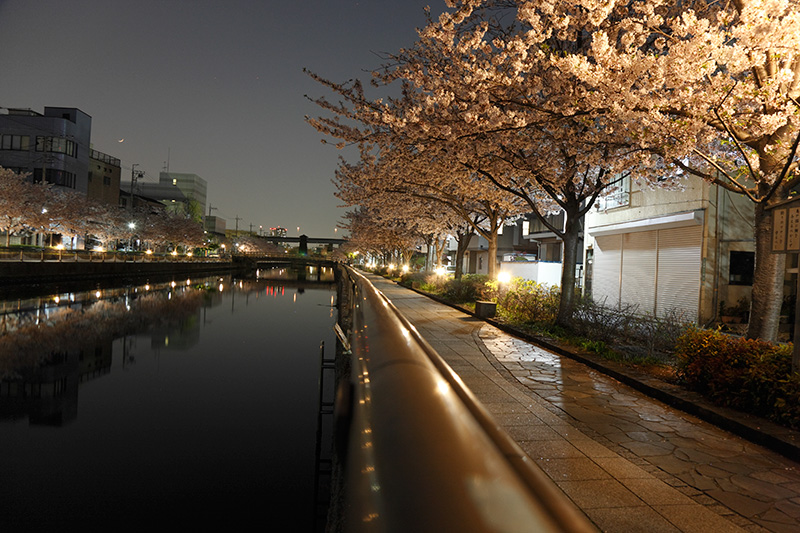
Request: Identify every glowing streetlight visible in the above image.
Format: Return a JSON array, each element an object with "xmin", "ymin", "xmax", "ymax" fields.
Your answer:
[
  {"xmin": 497, "ymin": 272, "xmax": 512, "ymax": 284},
  {"xmin": 435, "ymin": 266, "xmax": 446, "ymax": 276},
  {"xmin": 402, "ymin": 264, "xmax": 409, "ymax": 273}
]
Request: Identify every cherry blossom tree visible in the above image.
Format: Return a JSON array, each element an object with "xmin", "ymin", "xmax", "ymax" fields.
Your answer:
[
  {"xmin": 0, "ymin": 167, "xmax": 58, "ymax": 246},
  {"xmin": 508, "ymin": 0, "xmax": 800, "ymax": 341},
  {"xmin": 349, "ymin": 2, "xmax": 671, "ymax": 326}
]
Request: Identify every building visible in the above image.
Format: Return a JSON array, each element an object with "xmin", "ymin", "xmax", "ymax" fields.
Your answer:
[
  {"xmin": 158, "ymin": 171, "xmax": 207, "ymax": 220},
  {"xmin": 123, "ymin": 171, "xmax": 207, "ymax": 221},
  {"xmin": 88, "ymin": 148, "xmax": 121, "ymax": 205},
  {"xmin": 0, "ymin": 107, "xmax": 92, "ymax": 194},
  {"xmin": 204, "ymin": 215, "xmax": 226, "ymax": 235},
  {"xmin": 583, "ymin": 173, "xmax": 759, "ymax": 324},
  {"xmin": 456, "ymin": 215, "xmax": 565, "ymax": 287}
]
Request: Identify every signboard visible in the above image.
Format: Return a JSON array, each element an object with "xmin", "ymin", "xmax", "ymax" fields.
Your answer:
[
  {"xmin": 771, "ymin": 197, "xmax": 800, "ymax": 253},
  {"xmin": 768, "ymin": 197, "xmax": 800, "ymax": 372}
]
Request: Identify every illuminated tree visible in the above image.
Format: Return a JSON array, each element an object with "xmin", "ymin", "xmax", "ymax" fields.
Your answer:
[{"xmin": 500, "ymin": 0, "xmax": 800, "ymax": 340}]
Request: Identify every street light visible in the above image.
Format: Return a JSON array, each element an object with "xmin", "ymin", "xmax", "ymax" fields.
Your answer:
[{"xmin": 128, "ymin": 222, "xmax": 136, "ymax": 251}]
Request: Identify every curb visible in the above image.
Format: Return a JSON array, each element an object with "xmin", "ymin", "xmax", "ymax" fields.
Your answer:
[{"xmin": 400, "ymin": 282, "xmax": 800, "ymax": 464}]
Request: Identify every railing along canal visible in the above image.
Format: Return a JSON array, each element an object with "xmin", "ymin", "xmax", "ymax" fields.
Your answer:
[
  {"xmin": 0, "ymin": 248, "xmax": 228, "ymax": 263},
  {"xmin": 333, "ymin": 266, "xmax": 594, "ymax": 532}
]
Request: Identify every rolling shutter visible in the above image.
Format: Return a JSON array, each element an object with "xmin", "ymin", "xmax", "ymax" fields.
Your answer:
[
  {"xmin": 655, "ymin": 226, "xmax": 702, "ymax": 322},
  {"xmin": 621, "ymin": 231, "xmax": 657, "ymax": 315},
  {"xmin": 592, "ymin": 234, "xmax": 622, "ymax": 308}
]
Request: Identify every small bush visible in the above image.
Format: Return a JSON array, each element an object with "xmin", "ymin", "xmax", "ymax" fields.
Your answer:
[
  {"xmin": 675, "ymin": 327, "xmax": 799, "ymax": 429},
  {"xmin": 398, "ymin": 272, "xmax": 427, "ymax": 289},
  {"xmin": 441, "ymin": 274, "xmax": 491, "ymax": 303},
  {"xmin": 492, "ymin": 278, "xmax": 560, "ymax": 324}
]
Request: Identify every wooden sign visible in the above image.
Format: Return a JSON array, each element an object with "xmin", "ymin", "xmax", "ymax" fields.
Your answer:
[{"xmin": 771, "ymin": 197, "xmax": 800, "ymax": 253}]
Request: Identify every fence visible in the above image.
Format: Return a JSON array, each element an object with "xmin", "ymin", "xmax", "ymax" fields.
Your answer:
[{"xmin": 0, "ymin": 248, "xmax": 228, "ymax": 264}]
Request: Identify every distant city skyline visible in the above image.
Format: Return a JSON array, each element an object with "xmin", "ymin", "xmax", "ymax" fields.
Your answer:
[{"xmin": 0, "ymin": 0, "xmax": 439, "ymax": 238}]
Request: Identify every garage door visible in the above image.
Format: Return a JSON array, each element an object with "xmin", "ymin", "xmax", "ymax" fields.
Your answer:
[{"xmin": 591, "ymin": 226, "xmax": 701, "ymax": 321}]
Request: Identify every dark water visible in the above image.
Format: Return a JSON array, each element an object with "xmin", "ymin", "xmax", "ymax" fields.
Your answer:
[{"xmin": 0, "ymin": 267, "xmax": 338, "ymax": 529}]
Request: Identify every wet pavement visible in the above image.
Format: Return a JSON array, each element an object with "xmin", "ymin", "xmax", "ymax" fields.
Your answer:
[{"xmin": 366, "ymin": 274, "xmax": 800, "ymax": 532}]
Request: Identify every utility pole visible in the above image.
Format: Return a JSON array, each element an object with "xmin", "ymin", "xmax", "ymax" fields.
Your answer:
[{"xmin": 235, "ymin": 214, "xmax": 241, "ymax": 235}]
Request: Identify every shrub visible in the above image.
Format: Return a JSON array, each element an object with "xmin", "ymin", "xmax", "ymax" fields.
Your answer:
[
  {"xmin": 674, "ymin": 327, "xmax": 799, "ymax": 429},
  {"xmin": 441, "ymin": 274, "xmax": 491, "ymax": 303},
  {"xmin": 398, "ymin": 272, "xmax": 427, "ymax": 289},
  {"xmin": 492, "ymin": 278, "xmax": 560, "ymax": 324},
  {"xmin": 571, "ymin": 300, "xmax": 690, "ymax": 361}
]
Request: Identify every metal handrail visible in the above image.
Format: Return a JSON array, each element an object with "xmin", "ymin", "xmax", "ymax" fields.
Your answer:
[
  {"xmin": 0, "ymin": 248, "xmax": 228, "ymax": 263},
  {"xmin": 336, "ymin": 266, "xmax": 595, "ymax": 532}
]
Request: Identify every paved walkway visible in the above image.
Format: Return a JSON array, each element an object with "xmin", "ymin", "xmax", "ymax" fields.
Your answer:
[{"xmin": 366, "ymin": 274, "xmax": 800, "ymax": 533}]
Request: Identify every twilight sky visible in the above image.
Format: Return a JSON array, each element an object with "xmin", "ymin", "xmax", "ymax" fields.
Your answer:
[{"xmin": 0, "ymin": 0, "xmax": 440, "ymax": 238}]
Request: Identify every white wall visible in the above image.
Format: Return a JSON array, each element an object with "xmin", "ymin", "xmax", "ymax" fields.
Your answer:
[{"xmin": 499, "ymin": 261, "xmax": 562, "ymax": 287}]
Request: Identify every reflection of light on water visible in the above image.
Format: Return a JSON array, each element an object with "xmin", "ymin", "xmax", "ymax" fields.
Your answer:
[
  {"xmin": 293, "ymin": 293, "xmax": 297, "ymax": 303},
  {"xmin": 219, "ymin": 284, "xmax": 224, "ymax": 292}
]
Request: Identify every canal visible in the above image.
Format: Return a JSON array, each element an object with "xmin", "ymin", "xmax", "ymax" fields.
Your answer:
[{"xmin": 0, "ymin": 266, "xmax": 338, "ymax": 529}]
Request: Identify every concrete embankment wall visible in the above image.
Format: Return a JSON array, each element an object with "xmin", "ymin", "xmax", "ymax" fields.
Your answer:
[{"xmin": 0, "ymin": 260, "xmax": 237, "ymax": 284}]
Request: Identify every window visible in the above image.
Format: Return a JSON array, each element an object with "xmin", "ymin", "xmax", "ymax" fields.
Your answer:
[
  {"xmin": 35, "ymin": 136, "xmax": 76, "ymax": 157},
  {"xmin": 103, "ymin": 176, "xmax": 111, "ymax": 186},
  {"xmin": 729, "ymin": 251, "xmax": 755, "ymax": 285},
  {"xmin": 522, "ymin": 220, "xmax": 530, "ymax": 236},
  {"xmin": 34, "ymin": 168, "xmax": 76, "ymax": 188},
  {"xmin": 598, "ymin": 171, "xmax": 631, "ymax": 210},
  {"xmin": 0, "ymin": 134, "xmax": 30, "ymax": 151},
  {"xmin": 529, "ymin": 212, "xmax": 565, "ymax": 234}
]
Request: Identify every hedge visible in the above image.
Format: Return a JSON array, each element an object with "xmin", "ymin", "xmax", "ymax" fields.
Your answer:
[{"xmin": 674, "ymin": 327, "xmax": 800, "ymax": 430}]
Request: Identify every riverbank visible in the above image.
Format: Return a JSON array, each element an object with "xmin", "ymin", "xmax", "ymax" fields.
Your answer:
[{"xmin": 0, "ymin": 257, "xmax": 237, "ymax": 285}]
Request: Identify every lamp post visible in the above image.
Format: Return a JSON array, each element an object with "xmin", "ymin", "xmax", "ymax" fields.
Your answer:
[{"xmin": 128, "ymin": 222, "xmax": 136, "ymax": 252}]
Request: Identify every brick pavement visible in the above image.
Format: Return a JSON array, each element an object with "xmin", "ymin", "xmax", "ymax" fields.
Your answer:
[{"xmin": 366, "ymin": 274, "xmax": 800, "ymax": 533}]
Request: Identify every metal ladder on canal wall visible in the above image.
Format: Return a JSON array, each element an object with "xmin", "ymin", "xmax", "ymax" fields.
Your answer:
[{"xmin": 314, "ymin": 340, "xmax": 336, "ymax": 530}]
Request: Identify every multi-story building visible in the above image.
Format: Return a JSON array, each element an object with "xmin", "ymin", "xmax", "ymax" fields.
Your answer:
[
  {"xmin": 158, "ymin": 171, "xmax": 207, "ymax": 220},
  {"xmin": 88, "ymin": 148, "xmax": 121, "ymax": 205},
  {"xmin": 0, "ymin": 107, "xmax": 92, "ymax": 194},
  {"xmin": 124, "ymin": 171, "xmax": 207, "ymax": 221}
]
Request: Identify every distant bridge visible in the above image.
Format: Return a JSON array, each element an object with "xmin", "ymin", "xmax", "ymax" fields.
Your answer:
[
  {"xmin": 252, "ymin": 234, "xmax": 346, "ymax": 255},
  {"xmin": 232, "ymin": 253, "xmax": 337, "ymax": 269}
]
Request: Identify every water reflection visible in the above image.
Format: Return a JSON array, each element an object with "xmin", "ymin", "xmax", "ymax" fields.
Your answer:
[{"xmin": 0, "ymin": 268, "xmax": 337, "ymax": 529}]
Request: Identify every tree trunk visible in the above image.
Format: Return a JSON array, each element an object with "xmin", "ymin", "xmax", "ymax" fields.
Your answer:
[
  {"xmin": 454, "ymin": 228, "xmax": 473, "ymax": 280},
  {"xmin": 747, "ymin": 201, "xmax": 785, "ymax": 341},
  {"xmin": 556, "ymin": 214, "xmax": 581, "ymax": 329},
  {"xmin": 435, "ymin": 235, "xmax": 446, "ymax": 269},
  {"xmin": 487, "ymin": 232, "xmax": 498, "ymax": 279}
]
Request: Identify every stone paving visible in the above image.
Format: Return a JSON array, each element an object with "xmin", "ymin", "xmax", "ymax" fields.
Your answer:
[{"xmin": 366, "ymin": 274, "xmax": 800, "ymax": 533}]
